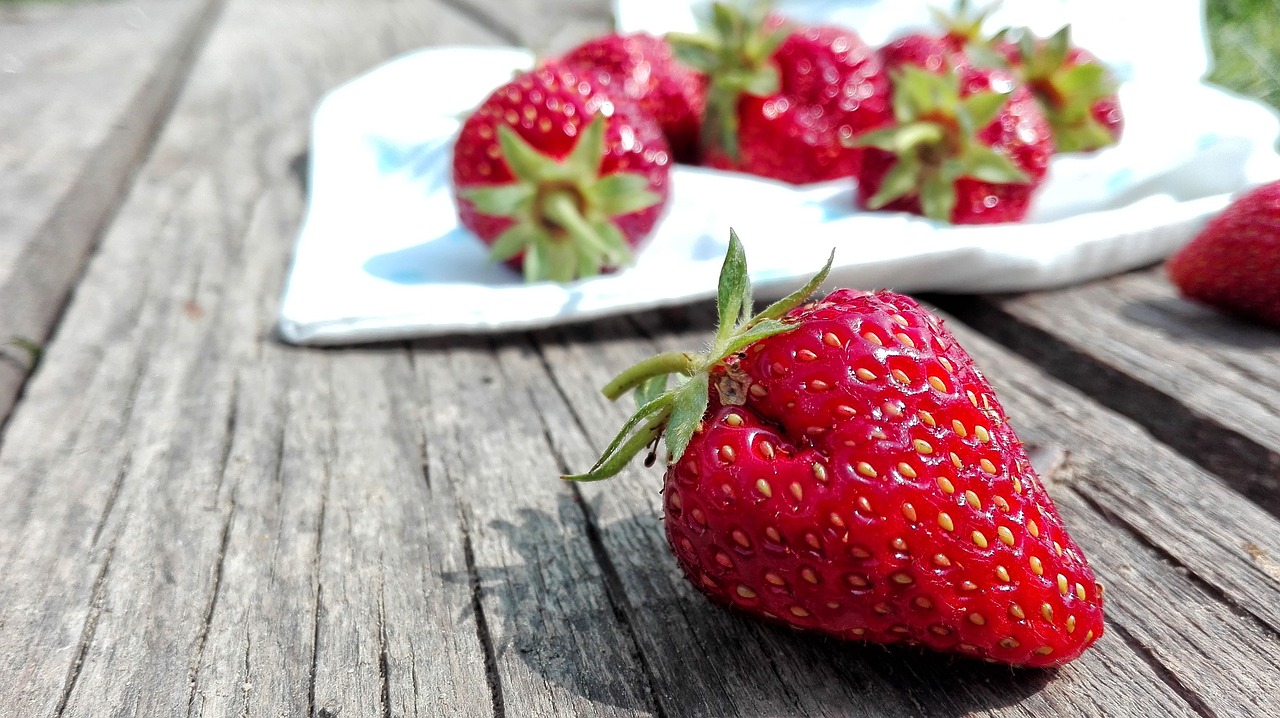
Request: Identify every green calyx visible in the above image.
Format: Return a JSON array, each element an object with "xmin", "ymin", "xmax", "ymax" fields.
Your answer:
[
  {"xmin": 460, "ymin": 114, "xmax": 661, "ymax": 283},
  {"xmin": 847, "ymin": 65, "xmax": 1030, "ymax": 222},
  {"xmin": 563, "ymin": 230, "xmax": 834, "ymax": 481},
  {"xmin": 1011, "ymin": 25, "xmax": 1119, "ymax": 153},
  {"xmin": 667, "ymin": 2, "xmax": 788, "ymax": 161},
  {"xmin": 932, "ymin": 0, "xmax": 1000, "ymax": 47}
]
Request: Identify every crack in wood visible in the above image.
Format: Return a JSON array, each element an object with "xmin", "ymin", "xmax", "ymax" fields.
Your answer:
[
  {"xmin": 378, "ymin": 576, "xmax": 392, "ymax": 718},
  {"xmin": 1071, "ymin": 487, "xmax": 1280, "ymax": 641},
  {"xmin": 450, "ymin": 459, "xmax": 505, "ymax": 718},
  {"xmin": 53, "ymin": 541, "xmax": 116, "ymax": 718},
  {"xmin": 1106, "ymin": 619, "xmax": 1219, "ymax": 718},
  {"xmin": 185, "ymin": 495, "xmax": 239, "ymax": 717},
  {"xmin": 90, "ymin": 453, "xmax": 134, "ymax": 550}
]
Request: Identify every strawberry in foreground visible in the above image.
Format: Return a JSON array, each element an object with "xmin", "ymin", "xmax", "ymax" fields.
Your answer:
[
  {"xmin": 557, "ymin": 33, "xmax": 707, "ymax": 164},
  {"xmin": 567, "ymin": 232, "xmax": 1104, "ymax": 667},
  {"xmin": 1000, "ymin": 26, "xmax": 1123, "ymax": 153},
  {"xmin": 1167, "ymin": 180, "xmax": 1280, "ymax": 327},
  {"xmin": 452, "ymin": 66, "xmax": 671, "ymax": 282},
  {"xmin": 669, "ymin": 3, "xmax": 892, "ymax": 184},
  {"xmin": 850, "ymin": 64, "xmax": 1053, "ymax": 223}
]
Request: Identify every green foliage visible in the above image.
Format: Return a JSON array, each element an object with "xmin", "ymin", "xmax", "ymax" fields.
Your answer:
[{"xmin": 1205, "ymin": 0, "xmax": 1280, "ymax": 111}]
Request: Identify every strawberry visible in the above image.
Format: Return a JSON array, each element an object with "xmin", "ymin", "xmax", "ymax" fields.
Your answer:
[
  {"xmin": 850, "ymin": 64, "xmax": 1054, "ymax": 224},
  {"xmin": 878, "ymin": 0, "xmax": 1008, "ymax": 74},
  {"xmin": 1167, "ymin": 180, "xmax": 1280, "ymax": 327},
  {"xmin": 1001, "ymin": 26, "xmax": 1123, "ymax": 153},
  {"xmin": 669, "ymin": 3, "xmax": 892, "ymax": 184},
  {"xmin": 569, "ymin": 232, "xmax": 1103, "ymax": 667},
  {"xmin": 451, "ymin": 65, "xmax": 671, "ymax": 282},
  {"xmin": 557, "ymin": 33, "xmax": 708, "ymax": 164}
]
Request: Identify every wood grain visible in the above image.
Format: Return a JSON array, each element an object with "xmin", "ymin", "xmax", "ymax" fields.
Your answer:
[
  {"xmin": 940, "ymin": 266, "xmax": 1280, "ymax": 515},
  {"xmin": 0, "ymin": 0, "xmax": 223, "ymax": 427},
  {"xmin": 3, "ymin": 0, "xmax": 1279, "ymax": 715}
]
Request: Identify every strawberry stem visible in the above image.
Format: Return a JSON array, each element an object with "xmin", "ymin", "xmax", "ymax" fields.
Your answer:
[
  {"xmin": 603, "ymin": 352, "xmax": 699, "ymax": 400},
  {"xmin": 563, "ymin": 230, "xmax": 836, "ymax": 482}
]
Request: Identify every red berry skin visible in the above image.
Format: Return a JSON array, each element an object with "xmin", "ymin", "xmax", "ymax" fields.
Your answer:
[
  {"xmin": 856, "ymin": 68, "xmax": 1054, "ymax": 224},
  {"xmin": 451, "ymin": 65, "xmax": 671, "ymax": 262},
  {"xmin": 879, "ymin": 33, "xmax": 971, "ymax": 74},
  {"xmin": 1168, "ymin": 181, "xmax": 1280, "ymax": 327},
  {"xmin": 558, "ymin": 33, "xmax": 708, "ymax": 165},
  {"xmin": 663, "ymin": 290, "xmax": 1103, "ymax": 667},
  {"xmin": 706, "ymin": 23, "xmax": 894, "ymax": 185}
]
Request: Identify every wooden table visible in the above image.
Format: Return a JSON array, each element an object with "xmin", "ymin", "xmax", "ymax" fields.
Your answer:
[{"xmin": 3, "ymin": 1, "xmax": 1278, "ymax": 716}]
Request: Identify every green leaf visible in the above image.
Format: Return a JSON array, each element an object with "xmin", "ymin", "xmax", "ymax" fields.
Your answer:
[
  {"xmin": 667, "ymin": 33, "xmax": 721, "ymax": 71},
  {"xmin": 592, "ymin": 219, "xmax": 633, "ymax": 266},
  {"xmin": 488, "ymin": 224, "xmax": 537, "ymax": 262},
  {"xmin": 715, "ymin": 230, "xmax": 751, "ymax": 347},
  {"xmin": 635, "ymin": 374, "xmax": 669, "ymax": 410},
  {"xmin": 964, "ymin": 145, "xmax": 1031, "ymax": 183},
  {"xmin": 961, "ymin": 90, "xmax": 1010, "ymax": 132},
  {"xmin": 665, "ymin": 374, "xmax": 710, "ymax": 462},
  {"xmin": 866, "ymin": 156, "xmax": 921, "ymax": 209},
  {"xmin": 919, "ymin": 173, "xmax": 957, "ymax": 222},
  {"xmin": 591, "ymin": 173, "xmax": 662, "ymax": 217},
  {"xmin": 459, "ymin": 182, "xmax": 534, "ymax": 217},
  {"xmin": 845, "ymin": 126, "xmax": 900, "ymax": 151},
  {"xmin": 739, "ymin": 66, "xmax": 780, "ymax": 96},
  {"xmin": 565, "ymin": 409, "xmax": 670, "ymax": 481},
  {"xmin": 602, "ymin": 351, "xmax": 698, "ymax": 400},
  {"xmin": 523, "ymin": 238, "xmax": 547, "ymax": 282},
  {"xmin": 1055, "ymin": 63, "xmax": 1112, "ymax": 102},
  {"xmin": 717, "ymin": 318, "xmax": 797, "ymax": 359},
  {"xmin": 497, "ymin": 124, "xmax": 553, "ymax": 182},
  {"xmin": 893, "ymin": 122, "xmax": 946, "ymax": 153},
  {"xmin": 1044, "ymin": 25, "xmax": 1072, "ymax": 69},
  {"xmin": 564, "ymin": 114, "xmax": 606, "ymax": 179},
  {"xmin": 755, "ymin": 248, "xmax": 834, "ymax": 322},
  {"xmin": 545, "ymin": 239, "xmax": 578, "ymax": 282}
]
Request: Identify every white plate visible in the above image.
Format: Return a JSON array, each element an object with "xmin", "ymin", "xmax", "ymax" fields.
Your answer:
[{"xmin": 276, "ymin": 45, "xmax": 1280, "ymax": 345}]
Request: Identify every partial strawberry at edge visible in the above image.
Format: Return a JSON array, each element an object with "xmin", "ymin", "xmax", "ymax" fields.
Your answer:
[
  {"xmin": 669, "ymin": 4, "xmax": 892, "ymax": 185},
  {"xmin": 1001, "ymin": 26, "xmax": 1123, "ymax": 154},
  {"xmin": 451, "ymin": 65, "xmax": 672, "ymax": 282},
  {"xmin": 557, "ymin": 33, "xmax": 708, "ymax": 165},
  {"xmin": 570, "ymin": 233, "xmax": 1104, "ymax": 667},
  {"xmin": 1167, "ymin": 180, "xmax": 1280, "ymax": 327},
  {"xmin": 852, "ymin": 64, "xmax": 1054, "ymax": 224}
]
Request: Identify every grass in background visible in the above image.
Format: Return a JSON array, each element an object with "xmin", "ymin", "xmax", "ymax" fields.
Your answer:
[{"xmin": 1206, "ymin": 0, "xmax": 1280, "ymax": 110}]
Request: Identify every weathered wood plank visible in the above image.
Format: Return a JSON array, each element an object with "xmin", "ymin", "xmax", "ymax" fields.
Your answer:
[
  {"xmin": 0, "ymin": 1, "xmax": 513, "ymax": 715},
  {"xmin": 0, "ymin": 0, "xmax": 222, "ymax": 426},
  {"xmin": 940, "ymin": 266, "xmax": 1280, "ymax": 515},
  {"xmin": 457, "ymin": 0, "xmax": 615, "ymax": 53}
]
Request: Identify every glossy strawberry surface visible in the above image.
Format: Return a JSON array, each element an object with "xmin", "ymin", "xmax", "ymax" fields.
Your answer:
[
  {"xmin": 1168, "ymin": 180, "xmax": 1280, "ymax": 327},
  {"xmin": 451, "ymin": 65, "xmax": 671, "ymax": 271},
  {"xmin": 704, "ymin": 22, "xmax": 893, "ymax": 184},
  {"xmin": 855, "ymin": 67, "xmax": 1053, "ymax": 224},
  {"xmin": 558, "ymin": 33, "xmax": 707, "ymax": 164},
  {"xmin": 662, "ymin": 289, "xmax": 1103, "ymax": 666}
]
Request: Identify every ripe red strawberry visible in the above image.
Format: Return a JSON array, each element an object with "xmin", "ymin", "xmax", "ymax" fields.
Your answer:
[
  {"xmin": 556, "ymin": 33, "xmax": 707, "ymax": 164},
  {"xmin": 1001, "ymin": 26, "xmax": 1123, "ymax": 153},
  {"xmin": 451, "ymin": 65, "xmax": 671, "ymax": 282},
  {"xmin": 1167, "ymin": 180, "xmax": 1280, "ymax": 327},
  {"xmin": 878, "ymin": 0, "xmax": 1008, "ymax": 73},
  {"xmin": 669, "ymin": 4, "xmax": 892, "ymax": 184},
  {"xmin": 570, "ymin": 233, "xmax": 1104, "ymax": 667},
  {"xmin": 850, "ymin": 64, "xmax": 1054, "ymax": 223}
]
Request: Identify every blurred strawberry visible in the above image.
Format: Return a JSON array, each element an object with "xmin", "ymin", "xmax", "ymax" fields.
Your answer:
[
  {"xmin": 557, "ymin": 33, "xmax": 707, "ymax": 164},
  {"xmin": 850, "ymin": 64, "xmax": 1054, "ymax": 224},
  {"xmin": 451, "ymin": 65, "xmax": 671, "ymax": 282},
  {"xmin": 1000, "ymin": 26, "xmax": 1123, "ymax": 153},
  {"xmin": 669, "ymin": 3, "xmax": 892, "ymax": 184},
  {"xmin": 1167, "ymin": 180, "xmax": 1280, "ymax": 327}
]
